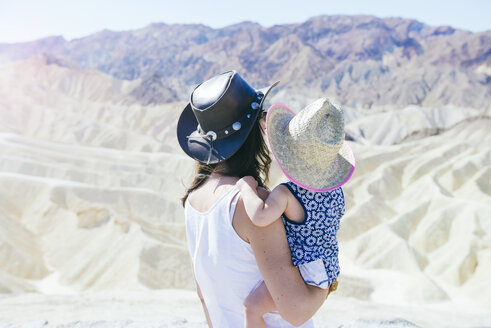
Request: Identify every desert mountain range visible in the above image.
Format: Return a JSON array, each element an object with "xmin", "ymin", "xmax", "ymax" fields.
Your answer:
[{"xmin": 1, "ymin": 15, "xmax": 490, "ymax": 110}]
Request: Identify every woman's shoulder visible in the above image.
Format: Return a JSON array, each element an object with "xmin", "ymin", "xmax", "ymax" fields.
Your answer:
[{"xmin": 187, "ymin": 177, "xmax": 240, "ymax": 212}]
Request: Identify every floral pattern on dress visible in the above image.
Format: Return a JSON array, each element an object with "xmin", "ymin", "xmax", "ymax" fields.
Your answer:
[{"xmin": 281, "ymin": 182, "xmax": 345, "ymax": 286}]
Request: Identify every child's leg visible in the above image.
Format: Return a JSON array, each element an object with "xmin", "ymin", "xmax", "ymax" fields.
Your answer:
[{"xmin": 243, "ymin": 281, "xmax": 276, "ymax": 328}]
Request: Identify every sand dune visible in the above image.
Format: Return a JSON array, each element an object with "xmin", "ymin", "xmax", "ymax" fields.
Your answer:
[
  {"xmin": 0, "ymin": 56, "xmax": 490, "ymax": 323},
  {"xmin": 0, "ymin": 132, "xmax": 194, "ymax": 293},
  {"xmin": 343, "ymin": 105, "xmax": 488, "ymax": 145}
]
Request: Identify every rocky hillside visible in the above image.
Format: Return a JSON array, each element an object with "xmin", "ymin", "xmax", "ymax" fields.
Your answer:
[{"xmin": 1, "ymin": 15, "xmax": 490, "ymax": 110}]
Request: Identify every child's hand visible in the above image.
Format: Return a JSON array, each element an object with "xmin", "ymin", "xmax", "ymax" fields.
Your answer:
[{"xmin": 237, "ymin": 176, "xmax": 258, "ymax": 190}]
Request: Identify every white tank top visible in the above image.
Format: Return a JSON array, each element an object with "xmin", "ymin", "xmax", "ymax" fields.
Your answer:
[{"xmin": 185, "ymin": 185, "xmax": 314, "ymax": 328}]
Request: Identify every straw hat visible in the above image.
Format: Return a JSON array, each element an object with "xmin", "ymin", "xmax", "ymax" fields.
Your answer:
[{"xmin": 266, "ymin": 98, "xmax": 355, "ymax": 191}]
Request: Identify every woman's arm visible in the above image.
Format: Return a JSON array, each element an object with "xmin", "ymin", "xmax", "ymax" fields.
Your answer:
[
  {"xmin": 236, "ymin": 177, "xmax": 288, "ymax": 227},
  {"xmin": 237, "ymin": 190, "xmax": 328, "ymax": 326},
  {"xmin": 196, "ymin": 279, "xmax": 213, "ymax": 328}
]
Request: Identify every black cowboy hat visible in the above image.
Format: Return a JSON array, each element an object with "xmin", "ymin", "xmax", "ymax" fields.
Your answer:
[{"xmin": 177, "ymin": 71, "xmax": 279, "ymax": 164}]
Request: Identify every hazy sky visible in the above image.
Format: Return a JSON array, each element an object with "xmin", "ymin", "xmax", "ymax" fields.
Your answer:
[{"xmin": 1, "ymin": 0, "xmax": 490, "ymax": 43}]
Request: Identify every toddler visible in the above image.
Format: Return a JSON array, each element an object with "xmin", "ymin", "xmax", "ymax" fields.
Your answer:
[{"xmin": 237, "ymin": 98, "xmax": 355, "ymax": 328}]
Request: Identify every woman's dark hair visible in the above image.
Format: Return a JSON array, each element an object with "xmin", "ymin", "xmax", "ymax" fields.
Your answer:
[{"xmin": 181, "ymin": 116, "xmax": 271, "ymax": 207}]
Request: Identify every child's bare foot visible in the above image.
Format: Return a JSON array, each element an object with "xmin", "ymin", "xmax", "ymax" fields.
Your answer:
[{"xmin": 244, "ymin": 304, "xmax": 267, "ymax": 328}]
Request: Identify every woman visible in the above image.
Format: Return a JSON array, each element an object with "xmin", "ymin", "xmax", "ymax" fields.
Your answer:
[{"xmin": 177, "ymin": 71, "xmax": 328, "ymax": 327}]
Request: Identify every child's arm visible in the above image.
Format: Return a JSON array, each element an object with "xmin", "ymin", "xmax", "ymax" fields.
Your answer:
[{"xmin": 236, "ymin": 176, "xmax": 288, "ymax": 227}]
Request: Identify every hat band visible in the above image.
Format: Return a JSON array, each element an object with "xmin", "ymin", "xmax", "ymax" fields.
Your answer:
[{"xmin": 196, "ymin": 93, "xmax": 264, "ymax": 141}]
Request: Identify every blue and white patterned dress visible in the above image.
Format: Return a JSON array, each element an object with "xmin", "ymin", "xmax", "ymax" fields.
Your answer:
[{"xmin": 281, "ymin": 181, "xmax": 345, "ymax": 288}]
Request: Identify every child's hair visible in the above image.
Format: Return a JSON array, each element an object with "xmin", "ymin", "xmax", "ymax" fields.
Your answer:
[{"xmin": 181, "ymin": 116, "xmax": 271, "ymax": 207}]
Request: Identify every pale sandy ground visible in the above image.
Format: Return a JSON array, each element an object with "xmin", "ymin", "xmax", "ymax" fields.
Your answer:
[
  {"xmin": 0, "ymin": 57, "xmax": 490, "ymax": 327},
  {"xmin": 0, "ymin": 291, "xmax": 490, "ymax": 328}
]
